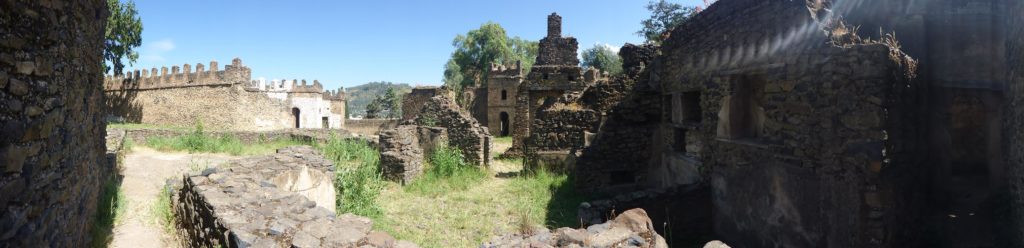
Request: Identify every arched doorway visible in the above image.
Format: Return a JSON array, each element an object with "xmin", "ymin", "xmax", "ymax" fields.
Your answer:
[
  {"xmin": 499, "ymin": 112, "xmax": 510, "ymax": 136},
  {"xmin": 292, "ymin": 107, "xmax": 301, "ymax": 128}
]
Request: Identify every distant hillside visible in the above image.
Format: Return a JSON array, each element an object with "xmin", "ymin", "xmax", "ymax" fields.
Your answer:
[{"xmin": 346, "ymin": 82, "xmax": 413, "ymax": 117}]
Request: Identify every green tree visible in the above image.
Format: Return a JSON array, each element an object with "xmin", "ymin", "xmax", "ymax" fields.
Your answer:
[
  {"xmin": 443, "ymin": 22, "xmax": 537, "ymax": 102},
  {"xmin": 637, "ymin": 0, "xmax": 697, "ymax": 45},
  {"xmin": 365, "ymin": 88, "xmax": 402, "ymax": 119},
  {"xmin": 105, "ymin": 0, "xmax": 144, "ymax": 75},
  {"xmin": 581, "ymin": 44, "xmax": 623, "ymax": 75},
  {"xmin": 365, "ymin": 99, "xmax": 382, "ymax": 119}
]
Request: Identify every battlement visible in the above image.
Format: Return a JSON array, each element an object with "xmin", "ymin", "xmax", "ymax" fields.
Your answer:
[
  {"xmin": 489, "ymin": 61, "xmax": 523, "ymax": 78},
  {"xmin": 322, "ymin": 87, "xmax": 346, "ymax": 101},
  {"xmin": 103, "ymin": 58, "xmax": 252, "ymax": 91},
  {"xmin": 287, "ymin": 79, "xmax": 325, "ymax": 93}
]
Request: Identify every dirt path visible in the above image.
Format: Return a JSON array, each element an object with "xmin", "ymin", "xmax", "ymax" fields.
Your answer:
[{"xmin": 110, "ymin": 147, "xmax": 239, "ymax": 248}]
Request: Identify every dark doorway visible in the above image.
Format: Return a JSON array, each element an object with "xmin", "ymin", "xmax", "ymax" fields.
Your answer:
[
  {"xmin": 499, "ymin": 112, "xmax": 510, "ymax": 136},
  {"xmin": 292, "ymin": 107, "xmax": 301, "ymax": 128},
  {"xmin": 322, "ymin": 117, "xmax": 329, "ymax": 129}
]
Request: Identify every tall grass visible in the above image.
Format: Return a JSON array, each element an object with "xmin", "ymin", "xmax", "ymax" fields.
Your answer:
[
  {"xmin": 405, "ymin": 146, "xmax": 487, "ymax": 196},
  {"xmin": 320, "ymin": 137, "xmax": 386, "ymax": 219},
  {"xmin": 89, "ymin": 177, "xmax": 127, "ymax": 248},
  {"xmin": 145, "ymin": 122, "xmax": 310, "ymax": 156},
  {"xmin": 508, "ymin": 168, "xmax": 585, "ymax": 228},
  {"xmin": 152, "ymin": 183, "xmax": 175, "ymax": 235}
]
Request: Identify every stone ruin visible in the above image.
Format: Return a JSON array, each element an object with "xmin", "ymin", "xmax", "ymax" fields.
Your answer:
[
  {"xmin": 483, "ymin": 208, "xmax": 669, "ymax": 248},
  {"xmin": 0, "ymin": 1, "xmax": 111, "ymax": 246},
  {"xmin": 411, "ymin": 95, "xmax": 492, "ymax": 166},
  {"xmin": 379, "ymin": 125, "xmax": 448, "ymax": 184},
  {"xmin": 172, "ymin": 146, "xmax": 418, "ymax": 247}
]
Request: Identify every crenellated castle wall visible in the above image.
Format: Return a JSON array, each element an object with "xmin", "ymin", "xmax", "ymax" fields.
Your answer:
[{"xmin": 104, "ymin": 58, "xmax": 347, "ymax": 131}]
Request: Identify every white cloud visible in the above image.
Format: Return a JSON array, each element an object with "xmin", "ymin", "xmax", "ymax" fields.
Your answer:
[
  {"xmin": 596, "ymin": 42, "xmax": 621, "ymax": 53},
  {"xmin": 139, "ymin": 39, "xmax": 175, "ymax": 63}
]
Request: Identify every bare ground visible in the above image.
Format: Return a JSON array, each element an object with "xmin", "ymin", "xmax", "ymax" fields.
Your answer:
[{"xmin": 109, "ymin": 147, "xmax": 239, "ymax": 248}]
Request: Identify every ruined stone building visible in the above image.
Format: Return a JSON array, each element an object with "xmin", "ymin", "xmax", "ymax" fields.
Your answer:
[
  {"xmin": 104, "ymin": 59, "xmax": 346, "ymax": 131},
  {"xmin": 462, "ymin": 62, "xmax": 525, "ymax": 137},
  {"xmin": 552, "ymin": 0, "xmax": 1024, "ymax": 247},
  {"xmin": 0, "ymin": 0, "xmax": 112, "ymax": 245},
  {"xmin": 504, "ymin": 13, "xmax": 608, "ymax": 159}
]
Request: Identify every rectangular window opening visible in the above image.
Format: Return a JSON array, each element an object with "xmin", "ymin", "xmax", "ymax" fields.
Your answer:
[{"xmin": 682, "ymin": 91, "xmax": 702, "ymax": 123}]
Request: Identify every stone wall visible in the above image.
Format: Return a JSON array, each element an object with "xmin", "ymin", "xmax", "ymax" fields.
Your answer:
[
  {"xmin": 414, "ymin": 96, "xmax": 491, "ymax": 166},
  {"xmin": 105, "ymin": 60, "xmax": 295, "ymax": 131},
  {"xmin": 379, "ymin": 125, "xmax": 448, "ymax": 184},
  {"xmin": 401, "ymin": 87, "xmax": 445, "ymax": 121},
  {"xmin": 345, "ymin": 119, "xmax": 400, "ymax": 137},
  {"xmin": 483, "ymin": 208, "xmax": 668, "ymax": 248},
  {"xmin": 173, "ymin": 146, "xmax": 417, "ymax": 247},
  {"xmin": 1004, "ymin": 0, "xmax": 1024, "ymax": 244},
  {"xmin": 575, "ymin": 44, "xmax": 663, "ymax": 193},
  {"xmin": 653, "ymin": 0, "xmax": 918, "ymax": 247},
  {"xmin": 485, "ymin": 62, "xmax": 522, "ymax": 137},
  {"xmin": 505, "ymin": 13, "xmax": 590, "ymax": 157},
  {"xmin": 0, "ymin": 0, "xmax": 110, "ymax": 246},
  {"xmin": 124, "ymin": 128, "xmax": 359, "ymax": 146},
  {"xmin": 536, "ymin": 13, "xmax": 579, "ymax": 66}
]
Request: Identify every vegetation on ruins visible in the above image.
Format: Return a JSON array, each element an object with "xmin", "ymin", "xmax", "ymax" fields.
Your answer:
[
  {"xmin": 322, "ymin": 137, "xmax": 387, "ymax": 218},
  {"xmin": 581, "ymin": 44, "xmax": 624, "ymax": 75},
  {"xmin": 405, "ymin": 146, "xmax": 487, "ymax": 195},
  {"xmin": 104, "ymin": 0, "xmax": 144, "ymax": 75},
  {"xmin": 89, "ymin": 177, "xmax": 127, "ymax": 248},
  {"xmin": 443, "ymin": 22, "xmax": 538, "ymax": 102},
  {"xmin": 144, "ymin": 122, "xmax": 312, "ymax": 156},
  {"xmin": 346, "ymin": 82, "xmax": 413, "ymax": 117},
  {"xmin": 637, "ymin": 0, "xmax": 697, "ymax": 45}
]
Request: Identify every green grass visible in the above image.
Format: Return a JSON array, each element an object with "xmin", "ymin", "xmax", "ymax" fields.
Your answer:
[
  {"xmin": 107, "ymin": 122, "xmax": 191, "ymax": 131},
  {"xmin": 493, "ymin": 136, "xmax": 513, "ymax": 144},
  {"xmin": 405, "ymin": 146, "xmax": 488, "ymax": 196},
  {"xmin": 122, "ymin": 136, "xmax": 135, "ymax": 152},
  {"xmin": 320, "ymin": 137, "xmax": 387, "ymax": 219},
  {"xmin": 508, "ymin": 168, "xmax": 585, "ymax": 229},
  {"xmin": 89, "ymin": 177, "xmax": 127, "ymax": 248},
  {"xmin": 144, "ymin": 123, "xmax": 310, "ymax": 156},
  {"xmin": 153, "ymin": 183, "xmax": 175, "ymax": 235}
]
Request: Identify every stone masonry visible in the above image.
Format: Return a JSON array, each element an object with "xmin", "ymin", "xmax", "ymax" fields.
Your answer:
[
  {"xmin": 483, "ymin": 208, "xmax": 669, "ymax": 248},
  {"xmin": 413, "ymin": 95, "xmax": 491, "ymax": 166},
  {"xmin": 104, "ymin": 59, "xmax": 347, "ymax": 131},
  {"xmin": 379, "ymin": 125, "xmax": 449, "ymax": 184},
  {"xmin": 173, "ymin": 146, "xmax": 417, "ymax": 247},
  {"xmin": 506, "ymin": 13, "xmax": 594, "ymax": 159},
  {"xmin": 0, "ymin": 1, "xmax": 111, "ymax": 246}
]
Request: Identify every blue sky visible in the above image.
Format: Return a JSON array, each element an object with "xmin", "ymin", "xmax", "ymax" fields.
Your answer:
[{"xmin": 129, "ymin": 0, "xmax": 702, "ymax": 89}]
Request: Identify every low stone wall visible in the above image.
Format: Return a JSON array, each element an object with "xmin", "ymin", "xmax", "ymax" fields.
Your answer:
[
  {"xmin": 483, "ymin": 208, "xmax": 669, "ymax": 248},
  {"xmin": 172, "ymin": 146, "xmax": 417, "ymax": 247},
  {"xmin": 379, "ymin": 125, "xmax": 448, "ymax": 184},
  {"xmin": 345, "ymin": 119, "xmax": 400, "ymax": 136},
  {"xmin": 413, "ymin": 96, "xmax": 491, "ymax": 166},
  {"xmin": 125, "ymin": 128, "xmax": 359, "ymax": 145}
]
